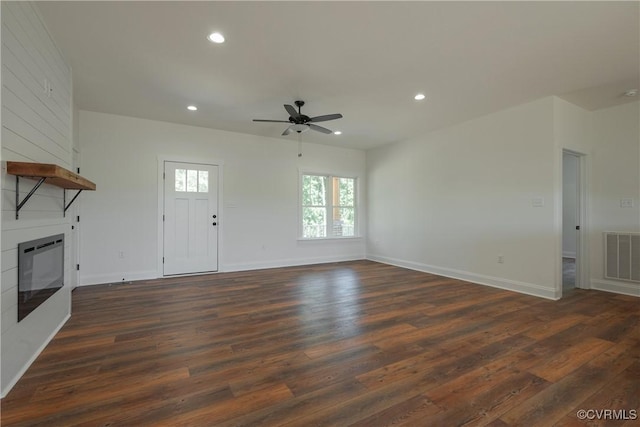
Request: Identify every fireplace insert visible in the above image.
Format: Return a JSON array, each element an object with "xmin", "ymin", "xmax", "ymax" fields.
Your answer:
[{"xmin": 18, "ymin": 234, "xmax": 64, "ymax": 321}]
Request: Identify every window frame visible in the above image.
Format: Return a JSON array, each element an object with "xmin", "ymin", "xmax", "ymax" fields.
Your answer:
[{"xmin": 299, "ymin": 170, "xmax": 359, "ymax": 240}]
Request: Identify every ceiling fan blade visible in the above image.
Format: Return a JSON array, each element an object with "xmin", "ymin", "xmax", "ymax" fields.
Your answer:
[
  {"xmin": 284, "ymin": 104, "xmax": 300, "ymax": 119},
  {"xmin": 309, "ymin": 124, "xmax": 333, "ymax": 134},
  {"xmin": 253, "ymin": 119, "xmax": 291, "ymax": 123},
  {"xmin": 282, "ymin": 127, "xmax": 291, "ymax": 136},
  {"xmin": 309, "ymin": 113, "xmax": 343, "ymax": 123}
]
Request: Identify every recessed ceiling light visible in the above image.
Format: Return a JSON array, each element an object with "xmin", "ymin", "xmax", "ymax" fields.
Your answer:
[
  {"xmin": 187, "ymin": 105, "xmax": 198, "ymax": 111},
  {"xmin": 414, "ymin": 93, "xmax": 426, "ymax": 101},
  {"xmin": 624, "ymin": 89, "xmax": 638, "ymax": 97},
  {"xmin": 207, "ymin": 32, "xmax": 225, "ymax": 44},
  {"xmin": 334, "ymin": 131, "xmax": 342, "ymax": 135}
]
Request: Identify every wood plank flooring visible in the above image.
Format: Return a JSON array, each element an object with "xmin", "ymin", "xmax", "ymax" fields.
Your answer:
[{"xmin": 2, "ymin": 260, "xmax": 639, "ymax": 426}]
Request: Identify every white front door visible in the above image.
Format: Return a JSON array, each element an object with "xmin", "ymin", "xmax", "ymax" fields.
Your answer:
[{"xmin": 164, "ymin": 161, "xmax": 218, "ymax": 275}]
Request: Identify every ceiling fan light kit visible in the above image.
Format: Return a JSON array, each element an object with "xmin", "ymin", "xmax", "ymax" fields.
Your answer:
[
  {"xmin": 290, "ymin": 124, "xmax": 309, "ymax": 133},
  {"xmin": 253, "ymin": 100, "xmax": 343, "ymax": 136}
]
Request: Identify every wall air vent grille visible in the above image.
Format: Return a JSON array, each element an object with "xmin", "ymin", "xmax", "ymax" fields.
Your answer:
[{"xmin": 604, "ymin": 232, "xmax": 640, "ymax": 283}]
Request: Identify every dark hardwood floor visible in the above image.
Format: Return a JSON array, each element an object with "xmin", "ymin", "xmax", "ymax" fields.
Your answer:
[{"xmin": 2, "ymin": 260, "xmax": 639, "ymax": 426}]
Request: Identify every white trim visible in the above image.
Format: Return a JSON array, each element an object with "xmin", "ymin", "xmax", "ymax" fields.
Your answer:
[
  {"xmin": 299, "ymin": 168, "xmax": 360, "ymax": 180},
  {"xmin": 562, "ymin": 251, "xmax": 576, "ymax": 258},
  {"xmin": 0, "ymin": 313, "xmax": 71, "ymax": 398},
  {"xmin": 297, "ymin": 237, "xmax": 363, "ymax": 242},
  {"xmin": 298, "ymin": 169, "xmax": 360, "ymax": 239},
  {"xmin": 591, "ymin": 279, "xmax": 640, "ymax": 297},
  {"xmin": 157, "ymin": 156, "xmax": 224, "ymax": 277},
  {"xmin": 79, "ymin": 270, "xmax": 158, "ymax": 286},
  {"xmin": 223, "ymin": 254, "xmax": 365, "ymax": 273},
  {"xmin": 577, "ymin": 151, "xmax": 590, "ymax": 291},
  {"xmin": 367, "ymin": 254, "xmax": 560, "ymax": 300},
  {"xmin": 70, "ymin": 148, "xmax": 81, "ymax": 290}
]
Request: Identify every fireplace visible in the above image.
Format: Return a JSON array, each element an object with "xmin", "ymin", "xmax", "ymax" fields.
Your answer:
[{"xmin": 18, "ymin": 234, "xmax": 64, "ymax": 322}]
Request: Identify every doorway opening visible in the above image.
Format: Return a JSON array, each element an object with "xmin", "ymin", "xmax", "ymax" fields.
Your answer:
[{"xmin": 562, "ymin": 151, "xmax": 583, "ymax": 292}]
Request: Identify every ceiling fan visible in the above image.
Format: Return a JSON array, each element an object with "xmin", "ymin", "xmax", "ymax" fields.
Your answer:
[{"xmin": 253, "ymin": 100, "xmax": 343, "ymax": 136}]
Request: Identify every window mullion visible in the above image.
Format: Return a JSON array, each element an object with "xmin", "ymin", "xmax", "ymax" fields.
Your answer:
[{"xmin": 326, "ymin": 175, "xmax": 333, "ymax": 237}]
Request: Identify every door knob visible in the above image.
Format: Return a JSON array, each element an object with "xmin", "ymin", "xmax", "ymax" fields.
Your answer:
[{"xmin": 213, "ymin": 214, "xmax": 217, "ymax": 219}]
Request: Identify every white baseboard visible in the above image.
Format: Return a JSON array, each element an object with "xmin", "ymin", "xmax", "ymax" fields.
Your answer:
[
  {"xmin": 367, "ymin": 254, "xmax": 559, "ymax": 300},
  {"xmin": 79, "ymin": 270, "xmax": 157, "ymax": 286},
  {"xmin": 223, "ymin": 254, "xmax": 366, "ymax": 273},
  {"xmin": 1, "ymin": 313, "xmax": 71, "ymax": 398},
  {"xmin": 591, "ymin": 279, "xmax": 640, "ymax": 297},
  {"xmin": 78, "ymin": 256, "xmax": 366, "ymax": 285}
]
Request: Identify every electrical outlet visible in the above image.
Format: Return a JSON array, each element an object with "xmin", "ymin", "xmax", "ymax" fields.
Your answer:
[
  {"xmin": 620, "ymin": 198, "xmax": 634, "ymax": 208},
  {"xmin": 498, "ymin": 255, "xmax": 504, "ymax": 264},
  {"xmin": 531, "ymin": 197, "xmax": 545, "ymax": 208}
]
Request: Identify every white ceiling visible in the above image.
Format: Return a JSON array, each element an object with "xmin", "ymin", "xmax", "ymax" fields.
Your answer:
[{"xmin": 36, "ymin": 1, "xmax": 639, "ymax": 150}]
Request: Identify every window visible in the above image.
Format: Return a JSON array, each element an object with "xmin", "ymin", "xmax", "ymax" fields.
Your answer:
[
  {"xmin": 175, "ymin": 169, "xmax": 208, "ymax": 193},
  {"xmin": 301, "ymin": 173, "xmax": 357, "ymax": 238}
]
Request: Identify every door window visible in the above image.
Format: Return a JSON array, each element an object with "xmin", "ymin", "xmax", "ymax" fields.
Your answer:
[{"xmin": 175, "ymin": 169, "xmax": 209, "ymax": 193}]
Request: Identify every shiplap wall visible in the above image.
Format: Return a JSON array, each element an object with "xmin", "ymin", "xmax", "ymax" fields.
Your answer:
[{"xmin": 1, "ymin": 2, "xmax": 73, "ymax": 396}]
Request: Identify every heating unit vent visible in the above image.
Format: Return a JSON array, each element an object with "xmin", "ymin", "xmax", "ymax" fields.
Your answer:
[{"xmin": 605, "ymin": 232, "xmax": 640, "ymax": 283}]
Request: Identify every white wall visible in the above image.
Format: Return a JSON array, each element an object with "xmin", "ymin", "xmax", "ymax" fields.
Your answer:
[
  {"xmin": 367, "ymin": 97, "xmax": 559, "ymax": 299},
  {"xmin": 562, "ymin": 153, "xmax": 578, "ymax": 257},
  {"xmin": 367, "ymin": 96, "xmax": 639, "ymax": 300},
  {"xmin": 78, "ymin": 111, "xmax": 366, "ymax": 285},
  {"xmin": 556, "ymin": 99, "xmax": 640, "ymax": 296},
  {"xmin": 1, "ymin": 2, "xmax": 73, "ymax": 396}
]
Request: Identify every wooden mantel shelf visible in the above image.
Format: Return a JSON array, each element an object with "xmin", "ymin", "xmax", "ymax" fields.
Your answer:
[
  {"xmin": 7, "ymin": 161, "xmax": 96, "ymax": 190},
  {"xmin": 6, "ymin": 161, "xmax": 96, "ymax": 219}
]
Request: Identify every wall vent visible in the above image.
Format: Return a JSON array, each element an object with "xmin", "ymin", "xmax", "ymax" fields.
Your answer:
[{"xmin": 605, "ymin": 232, "xmax": 640, "ymax": 283}]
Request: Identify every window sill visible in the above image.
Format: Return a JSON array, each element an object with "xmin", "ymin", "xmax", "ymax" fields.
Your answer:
[{"xmin": 297, "ymin": 236, "xmax": 363, "ymax": 242}]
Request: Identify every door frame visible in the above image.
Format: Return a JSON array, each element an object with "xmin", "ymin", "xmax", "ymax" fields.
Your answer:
[
  {"xmin": 157, "ymin": 155, "xmax": 224, "ymax": 278},
  {"xmin": 559, "ymin": 149, "xmax": 589, "ymax": 296},
  {"xmin": 70, "ymin": 147, "xmax": 81, "ymax": 290}
]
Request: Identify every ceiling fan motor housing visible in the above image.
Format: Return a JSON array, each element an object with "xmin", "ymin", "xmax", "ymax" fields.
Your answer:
[
  {"xmin": 291, "ymin": 114, "xmax": 311, "ymax": 124},
  {"xmin": 291, "ymin": 101, "xmax": 309, "ymax": 124}
]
